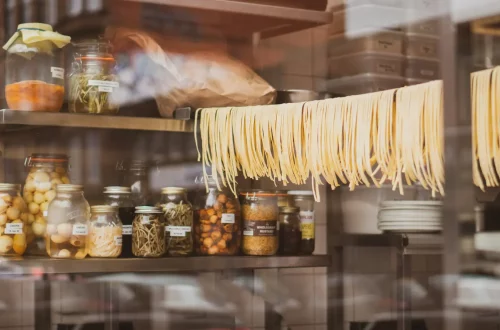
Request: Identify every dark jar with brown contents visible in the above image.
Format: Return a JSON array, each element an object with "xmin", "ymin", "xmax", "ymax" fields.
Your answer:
[
  {"xmin": 289, "ymin": 191, "xmax": 315, "ymax": 255},
  {"xmin": 194, "ymin": 176, "xmax": 241, "ymax": 255},
  {"xmin": 104, "ymin": 186, "xmax": 135, "ymax": 258},
  {"xmin": 278, "ymin": 206, "xmax": 301, "ymax": 255}
]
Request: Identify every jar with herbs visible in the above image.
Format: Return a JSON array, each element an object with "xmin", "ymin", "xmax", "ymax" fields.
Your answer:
[
  {"xmin": 289, "ymin": 191, "xmax": 315, "ymax": 255},
  {"xmin": 23, "ymin": 153, "xmax": 70, "ymax": 255},
  {"xmin": 240, "ymin": 191, "xmax": 278, "ymax": 256},
  {"xmin": 278, "ymin": 206, "xmax": 301, "ymax": 255},
  {"xmin": 88, "ymin": 205, "xmax": 122, "ymax": 258},
  {"xmin": 46, "ymin": 185, "xmax": 90, "ymax": 259},
  {"xmin": 158, "ymin": 187, "xmax": 193, "ymax": 256},
  {"xmin": 132, "ymin": 207, "xmax": 165, "ymax": 257},
  {"xmin": 0, "ymin": 184, "xmax": 29, "ymax": 256},
  {"xmin": 194, "ymin": 176, "xmax": 241, "ymax": 256},
  {"xmin": 69, "ymin": 39, "xmax": 119, "ymax": 115},
  {"xmin": 104, "ymin": 186, "xmax": 134, "ymax": 258}
]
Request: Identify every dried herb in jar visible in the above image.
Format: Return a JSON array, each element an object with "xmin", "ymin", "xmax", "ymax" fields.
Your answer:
[
  {"xmin": 132, "ymin": 211, "xmax": 165, "ymax": 258},
  {"xmin": 162, "ymin": 201, "xmax": 193, "ymax": 256}
]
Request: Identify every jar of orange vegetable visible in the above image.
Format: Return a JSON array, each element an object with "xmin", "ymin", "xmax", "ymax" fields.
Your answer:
[{"xmin": 3, "ymin": 23, "xmax": 70, "ymax": 112}]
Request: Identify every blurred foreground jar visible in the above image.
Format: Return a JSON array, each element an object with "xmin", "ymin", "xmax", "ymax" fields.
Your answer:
[
  {"xmin": 46, "ymin": 185, "xmax": 90, "ymax": 259},
  {"xmin": 104, "ymin": 186, "xmax": 134, "ymax": 257},
  {"xmin": 89, "ymin": 205, "xmax": 122, "ymax": 258},
  {"xmin": 23, "ymin": 153, "xmax": 70, "ymax": 255},
  {"xmin": 289, "ymin": 191, "xmax": 315, "ymax": 255},
  {"xmin": 194, "ymin": 176, "xmax": 241, "ymax": 255},
  {"xmin": 0, "ymin": 184, "xmax": 28, "ymax": 256},
  {"xmin": 158, "ymin": 187, "xmax": 193, "ymax": 256},
  {"xmin": 132, "ymin": 206, "xmax": 165, "ymax": 257},
  {"xmin": 3, "ymin": 23, "xmax": 70, "ymax": 112}
]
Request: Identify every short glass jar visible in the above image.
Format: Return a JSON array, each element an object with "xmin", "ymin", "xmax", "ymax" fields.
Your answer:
[
  {"xmin": 240, "ymin": 191, "xmax": 278, "ymax": 256},
  {"xmin": 132, "ymin": 206, "xmax": 165, "ymax": 258},
  {"xmin": 89, "ymin": 205, "xmax": 122, "ymax": 258},
  {"xmin": 69, "ymin": 39, "xmax": 119, "ymax": 115},
  {"xmin": 24, "ymin": 153, "xmax": 70, "ymax": 255},
  {"xmin": 104, "ymin": 186, "xmax": 135, "ymax": 258},
  {"xmin": 288, "ymin": 191, "xmax": 315, "ymax": 255},
  {"xmin": 278, "ymin": 206, "xmax": 301, "ymax": 255},
  {"xmin": 46, "ymin": 184, "xmax": 90, "ymax": 259},
  {"xmin": 194, "ymin": 176, "xmax": 241, "ymax": 256},
  {"xmin": 158, "ymin": 187, "xmax": 193, "ymax": 256},
  {"xmin": 0, "ymin": 184, "xmax": 29, "ymax": 256}
]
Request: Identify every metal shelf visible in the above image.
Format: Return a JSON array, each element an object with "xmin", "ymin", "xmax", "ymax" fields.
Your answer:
[
  {"xmin": 0, "ymin": 109, "xmax": 194, "ymax": 133},
  {"xmin": 0, "ymin": 255, "xmax": 331, "ymax": 274}
]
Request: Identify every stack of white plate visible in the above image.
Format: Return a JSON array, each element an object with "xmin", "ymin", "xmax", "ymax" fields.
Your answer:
[{"xmin": 377, "ymin": 201, "xmax": 443, "ymax": 233}]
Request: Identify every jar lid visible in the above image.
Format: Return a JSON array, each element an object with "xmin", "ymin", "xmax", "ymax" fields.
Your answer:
[
  {"xmin": 26, "ymin": 153, "xmax": 69, "ymax": 166},
  {"xmin": 103, "ymin": 186, "xmax": 131, "ymax": 194},
  {"xmin": 279, "ymin": 206, "xmax": 300, "ymax": 213},
  {"xmin": 288, "ymin": 190, "xmax": 314, "ymax": 196},
  {"xmin": 56, "ymin": 184, "xmax": 83, "ymax": 192},
  {"xmin": 135, "ymin": 206, "xmax": 162, "ymax": 214},
  {"xmin": 161, "ymin": 187, "xmax": 186, "ymax": 194},
  {"xmin": 91, "ymin": 205, "xmax": 117, "ymax": 213},
  {"xmin": 0, "ymin": 183, "xmax": 21, "ymax": 191},
  {"xmin": 275, "ymin": 190, "xmax": 289, "ymax": 197}
]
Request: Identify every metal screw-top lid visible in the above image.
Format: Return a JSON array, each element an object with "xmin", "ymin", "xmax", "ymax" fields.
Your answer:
[
  {"xmin": 91, "ymin": 205, "xmax": 117, "ymax": 213},
  {"xmin": 279, "ymin": 206, "xmax": 300, "ymax": 214},
  {"xmin": 56, "ymin": 184, "xmax": 83, "ymax": 192},
  {"xmin": 103, "ymin": 186, "xmax": 131, "ymax": 194},
  {"xmin": 0, "ymin": 183, "xmax": 21, "ymax": 191},
  {"xmin": 135, "ymin": 206, "xmax": 162, "ymax": 214},
  {"xmin": 161, "ymin": 187, "xmax": 186, "ymax": 194}
]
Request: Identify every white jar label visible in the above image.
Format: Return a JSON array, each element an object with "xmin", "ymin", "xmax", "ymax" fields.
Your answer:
[
  {"xmin": 299, "ymin": 211, "xmax": 315, "ymax": 240},
  {"xmin": 72, "ymin": 224, "xmax": 88, "ymax": 236},
  {"xmin": 5, "ymin": 223, "xmax": 23, "ymax": 234},
  {"xmin": 122, "ymin": 225, "xmax": 132, "ymax": 235},
  {"xmin": 88, "ymin": 80, "xmax": 119, "ymax": 89},
  {"xmin": 51, "ymin": 67, "xmax": 65, "ymax": 79},
  {"xmin": 114, "ymin": 236, "xmax": 122, "ymax": 246},
  {"xmin": 221, "ymin": 213, "xmax": 235, "ymax": 224},
  {"xmin": 166, "ymin": 226, "xmax": 191, "ymax": 237},
  {"xmin": 243, "ymin": 230, "xmax": 254, "ymax": 236},
  {"xmin": 98, "ymin": 86, "xmax": 113, "ymax": 93}
]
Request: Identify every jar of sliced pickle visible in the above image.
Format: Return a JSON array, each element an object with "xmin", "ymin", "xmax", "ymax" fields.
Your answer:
[
  {"xmin": 132, "ymin": 207, "xmax": 165, "ymax": 258},
  {"xmin": 88, "ymin": 205, "xmax": 122, "ymax": 258},
  {"xmin": 240, "ymin": 191, "xmax": 278, "ymax": 256},
  {"xmin": 194, "ymin": 176, "xmax": 241, "ymax": 256},
  {"xmin": 158, "ymin": 187, "xmax": 193, "ymax": 256},
  {"xmin": 46, "ymin": 184, "xmax": 90, "ymax": 259},
  {"xmin": 0, "ymin": 184, "xmax": 29, "ymax": 256},
  {"xmin": 23, "ymin": 153, "xmax": 70, "ymax": 255}
]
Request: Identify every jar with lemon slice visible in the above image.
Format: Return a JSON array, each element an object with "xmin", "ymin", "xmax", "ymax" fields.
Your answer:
[
  {"xmin": 0, "ymin": 184, "xmax": 29, "ymax": 257},
  {"xmin": 3, "ymin": 23, "xmax": 71, "ymax": 112}
]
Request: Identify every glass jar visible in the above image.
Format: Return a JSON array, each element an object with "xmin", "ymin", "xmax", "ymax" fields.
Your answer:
[
  {"xmin": 89, "ymin": 205, "xmax": 122, "ymax": 258},
  {"xmin": 0, "ymin": 184, "xmax": 29, "ymax": 256},
  {"xmin": 3, "ymin": 23, "xmax": 69, "ymax": 112},
  {"xmin": 194, "ymin": 176, "xmax": 241, "ymax": 256},
  {"xmin": 69, "ymin": 39, "xmax": 119, "ymax": 115},
  {"xmin": 132, "ymin": 206, "xmax": 165, "ymax": 257},
  {"xmin": 276, "ymin": 191, "xmax": 291, "ymax": 208},
  {"xmin": 288, "ymin": 191, "xmax": 315, "ymax": 255},
  {"xmin": 278, "ymin": 206, "xmax": 301, "ymax": 255},
  {"xmin": 240, "ymin": 191, "xmax": 278, "ymax": 256},
  {"xmin": 46, "ymin": 185, "xmax": 90, "ymax": 259},
  {"xmin": 23, "ymin": 153, "xmax": 70, "ymax": 255},
  {"xmin": 117, "ymin": 160, "xmax": 150, "ymax": 205},
  {"xmin": 104, "ymin": 186, "xmax": 135, "ymax": 258},
  {"xmin": 158, "ymin": 187, "xmax": 193, "ymax": 256}
]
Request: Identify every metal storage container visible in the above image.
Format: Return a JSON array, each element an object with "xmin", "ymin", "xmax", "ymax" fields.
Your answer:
[
  {"xmin": 405, "ymin": 33, "xmax": 439, "ymax": 59},
  {"xmin": 405, "ymin": 56, "xmax": 440, "ymax": 80},
  {"xmin": 329, "ymin": 30, "xmax": 404, "ymax": 57},
  {"xmin": 326, "ymin": 73, "xmax": 406, "ymax": 96},
  {"xmin": 329, "ymin": 52, "xmax": 404, "ymax": 78}
]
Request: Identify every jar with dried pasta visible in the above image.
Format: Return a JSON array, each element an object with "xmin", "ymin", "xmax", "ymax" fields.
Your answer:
[
  {"xmin": 23, "ymin": 153, "xmax": 70, "ymax": 255},
  {"xmin": 46, "ymin": 184, "xmax": 90, "ymax": 259},
  {"xmin": 88, "ymin": 205, "xmax": 122, "ymax": 258},
  {"xmin": 132, "ymin": 207, "xmax": 165, "ymax": 258},
  {"xmin": 240, "ymin": 191, "xmax": 278, "ymax": 256},
  {"xmin": 0, "ymin": 184, "xmax": 29, "ymax": 256},
  {"xmin": 194, "ymin": 176, "xmax": 241, "ymax": 255}
]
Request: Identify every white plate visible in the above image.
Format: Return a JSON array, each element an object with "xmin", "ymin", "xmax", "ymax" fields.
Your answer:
[
  {"xmin": 380, "ymin": 200, "xmax": 443, "ymax": 208},
  {"xmin": 378, "ymin": 224, "xmax": 442, "ymax": 228},
  {"xmin": 381, "ymin": 228, "xmax": 441, "ymax": 233},
  {"xmin": 378, "ymin": 209, "xmax": 442, "ymax": 218}
]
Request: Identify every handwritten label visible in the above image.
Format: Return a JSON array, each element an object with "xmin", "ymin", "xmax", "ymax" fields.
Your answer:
[
  {"xmin": 88, "ymin": 80, "xmax": 119, "ymax": 89},
  {"xmin": 51, "ymin": 67, "xmax": 65, "ymax": 79},
  {"xmin": 5, "ymin": 223, "xmax": 23, "ymax": 234},
  {"xmin": 72, "ymin": 224, "xmax": 88, "ymax": 236},
  {"xmin": 166, "ymin": 226, "xmax": 191, "ymax": 237},
  {"xmin": 221, "ymin": 213, "xmax": 235, "ymax": 224},
  {"xmin": 114, "ymin": 236, "xmax": 122, "ymax": 246},
  {"xmin": 122, "ymin": 225, "xmax": 132, "ymax": 235},
  {"xmin": 98, "ymin": 86, "xmax": 113, "ymax": 93}
]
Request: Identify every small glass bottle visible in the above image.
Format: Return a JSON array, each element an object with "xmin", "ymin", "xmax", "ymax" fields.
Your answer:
[
  {"xmin": 46, "ymin": 184, "xmax": 90, "ymax": 259},
  {"xmin": 158, "ymin": 187, "xmax": 193, "ymax": 256},
  {"xmin": 0, "ymin": 184, "xmax": 29, "ymax": 256},
  {"xmin": 104, "ymin": 186, "xmax": 135, "ymax": 258},
  {"xmin": 278, "ymin": 206, "xmax": 301, "ymax": 255},
  {"xmin": 288, "ymin": 191, "xmax": 315, "ymax": 255},
  {"xmin": 132, "ymin": 206, "xmax": 165, "ymax": 258},
  {"xmin": 88, "ymin": 205, "xmax": 122, "ymax": 258}
]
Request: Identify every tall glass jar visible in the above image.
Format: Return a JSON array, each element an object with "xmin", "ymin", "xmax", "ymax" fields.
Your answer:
[
  {"xmin": 46, "ymin": 185, "xmax": 90, "ymax": 259},
  {"xmin": 278, "ymin": 206, "xmax": 301, "ymax": 255},
  {"xmin": 240, "ymin": 191, "xmax": 278, "ymax": 256},
  {"xmin": 69, "ymin": 39, "xmax": 119, "ymax": 115},
  {"xmin": 117, "ymin": 160, "xmax": 150, "ymax": 205},
  {"xmin": 104, "ymin": 186, "xmax": 135, "ymax": 258},
  {"xmin": 157, "ymin": 187, "xmax": 193, "ymax": 256},
  {"xmin": 89, "ymin": 205, "xmax": 122, "ymax": 258},
  {"xmin": 3, "ymin": 23, "xmax": 69, "ymax": 112},
  {"xmin": 288, "ymin": 191, "xmax": 315, "ymax": 255},
  {"xmin": 23, "ymin": 153, "xmax": 70, "ymax": 255},
  {"xmin": 0, "ymin": 184, "xmax": 29, "ymax": 256},
  {"xmin": 132, "ymin": 207, "xmax": 165, "ymax": 257},
  {"xmin": 194, "ymin": 176, "xmax": 241, "ymax": 255}
]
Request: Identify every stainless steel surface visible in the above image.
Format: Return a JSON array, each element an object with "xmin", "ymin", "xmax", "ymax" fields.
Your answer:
[
  {"xmin": 0, "ymin": 109, "xmax": 194, "ymax": 133},
  {"xmin": 276, "ymin": 90, "xmax": 332, "ymax": 103}
]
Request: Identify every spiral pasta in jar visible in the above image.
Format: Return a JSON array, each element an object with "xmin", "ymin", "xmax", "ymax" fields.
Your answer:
[
  {"xmin": 0, "ymin": 184, "xmax": 29, "ymax": 256},
  {"xmin": 88, "ymin": 205, "xmax": 122, "ymax": 258},
  {"xmin": 46, "ymin": 184, "xmax": 89, "ymax": 259},
  {"xmin": 23, "ymin": 154, "xmax": 70, "ymax": 255}
]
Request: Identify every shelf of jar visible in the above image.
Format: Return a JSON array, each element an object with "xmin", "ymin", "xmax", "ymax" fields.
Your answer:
[
  {"xmin": 0, "ymin": 109, "xmax": 194, "ymax": 133},
  {"xmin": 0, "ymin": 255, "xmax": 331, "ymax": 274}
]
